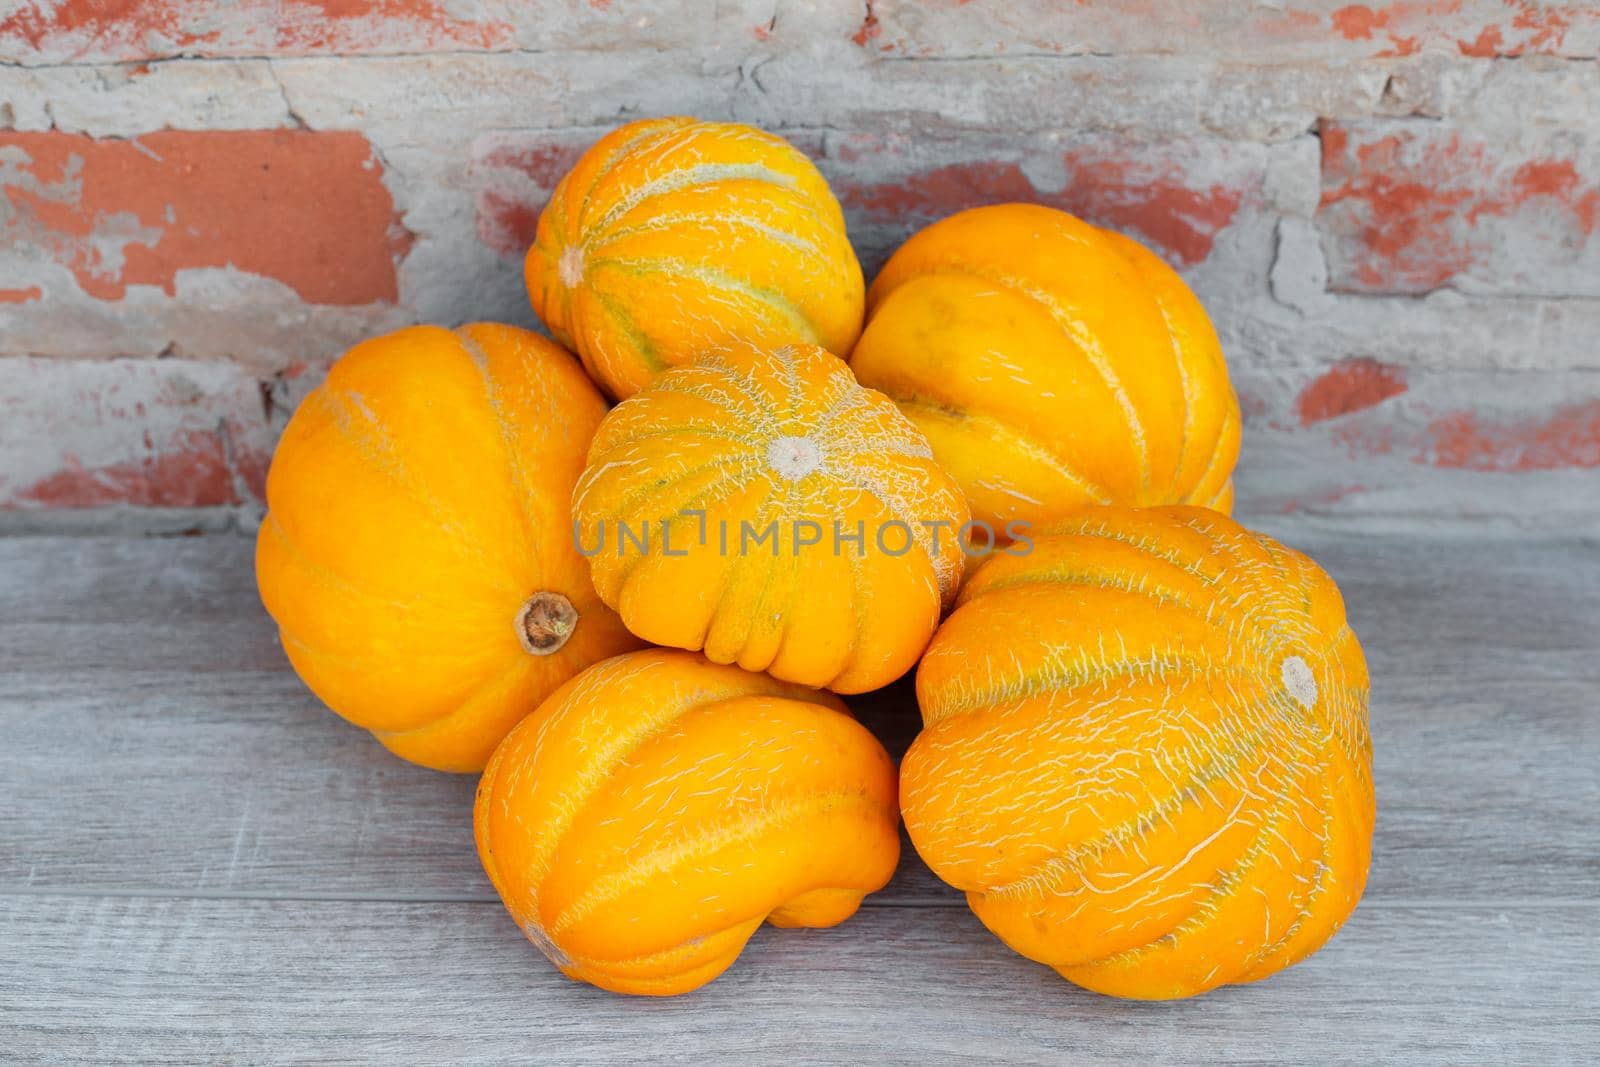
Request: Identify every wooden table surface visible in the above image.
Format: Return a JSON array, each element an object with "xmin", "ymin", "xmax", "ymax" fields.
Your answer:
[{"xmin": 2, "ymin": 528, "xmax": 1597, "ymax": 1064}]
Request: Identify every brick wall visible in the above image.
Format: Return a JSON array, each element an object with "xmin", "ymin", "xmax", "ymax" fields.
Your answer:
[{"xmin": 3, "ymin": 1, "xmax": 1597, "ymax": 533}]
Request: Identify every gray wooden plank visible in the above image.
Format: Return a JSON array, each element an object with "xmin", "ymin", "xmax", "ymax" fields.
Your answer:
[
  {"xmin": 0, "ymin": 536, "xmax": 259, "ymax": 624},
  {"xmin": 2, "ymin": 534, "xmax": 1598, "ymax": 905},
  {"xmin": 2, "ymin": 894, "xmax": 1594, "ymax": 1065},
  {"xmin": 3, "ymin": 533, "xmax": 1598, "ymax": 1063},
  {"xmin": 0, "ymin": 669, "xmax": 488, "ymax": 901},
  {"xmin": 4, "ymin": 668, "xmax": 1598, "ymax": 905},
  {"xmin": 0, "ymin": 620, "xmax": 285, "ymax": 673}
]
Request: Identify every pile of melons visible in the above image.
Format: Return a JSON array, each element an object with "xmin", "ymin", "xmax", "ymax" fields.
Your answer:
[{"xmin": 256, "ymin": 116, "xmax": 1373, "ymax": 1001}]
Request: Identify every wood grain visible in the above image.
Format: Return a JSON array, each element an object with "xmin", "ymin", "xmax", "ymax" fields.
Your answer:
[
  {"xmin": 2, "ymin": 896, "xmax": 1593, "ymax": 1065},
  {"xmin": 2, "ymin": 532, "xmax": 1597, "ymax": 1063}
]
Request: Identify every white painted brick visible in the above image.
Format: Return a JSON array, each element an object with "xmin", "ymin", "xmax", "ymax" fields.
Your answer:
[
  {"xmin": 1224, "ymin": 288, "xmax": 1600, "ymax": 375},
  {"xmin": 1232, "ymin": 365, "xmax": 1600, "ymax": 532},
  {"xmin": 753, "ymin": 54, "xmax": 1385, "ymax": 142},
  {"xmin": 1320, "ymin": 120, "xmax": 1600, "ymax": 299},
  {"xmin": 270, "ymin": 53, "xmax": 744, "ymax": 147},
  {"xmin": 0, "ymin": 356, "xmax": 272, "ymax": 509},
  {"xmin": 2, "ymin": 10, "xmax": 1598, "ymax": 528},
  {"xmin": 0, "ymin": 265, "xmax": 410, "ymax": 372},
  {"xmin": 0, "ymin": 0, "xmax": 804, "ymax": 65},
  {"xmin": 1447, "ymin": 56, "xmax": 1600, "ymax": 130},
  {"xmin": 861, "ymin": 1, "xmax": 1600, "ymax": 62},
  {"xmin": 19, "ymin": 61, "xmax": 291, "ymax": 136}
]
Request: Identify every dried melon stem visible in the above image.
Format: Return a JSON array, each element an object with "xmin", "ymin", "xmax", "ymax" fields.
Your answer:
[{"xmin": 517, "ymin": 592, "xmax": 578, "ymax": 655}]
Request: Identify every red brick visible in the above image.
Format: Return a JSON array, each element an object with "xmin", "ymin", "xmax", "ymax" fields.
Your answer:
[
  {"xmin": 862, "ymin": 0, "xmax": 1600, "ymax": 59},
  {"xmin": 1, "ymin": 0, "xmax": 512, "ymax": 64},
  {"xmin": 470, "ymin": 135, "xmax": 590, "ymax": 260},
  {"xmin": 836, "ymin": 160, "xmax": 1037, "ymax": 226},
  {"xmin": 1056, "ymin": 145, "xmax": 1249, "ymax": 268},
  {"xmin": 15, "ymin": 431, "xmax": 235, "ymax": 508},
  {"xmin": 1318, "ymin": 122, "xmax": 1600, "ymax": 295},
  {"xmin": 0, "ymin": 358, "xmax": 272, "ymax": 510},
  {"xmin": 1309, "ymin": 378, "xmax": 1600, "ymax": 473},
  {"xmin": 1423, "ymin": 402, "xmax": 1600, "ymax": 471},
  {"xmin": 1297, "ymin": 358, "xmax": 1409, "ymax": 426},
  {"xmin": 1432, "ymin": 0, "xmax": 1593, "ymax": 57},
  {"xmin": 852, "ymin": 7, "xmax": 882, "ymax": 47},
  {"xmin": 0, "ymin": 130, "xmax": 412, "ymax": 306},
  {"xmin": 830, "ymin": 136, "xmax": 1257, "ymax": 268}
]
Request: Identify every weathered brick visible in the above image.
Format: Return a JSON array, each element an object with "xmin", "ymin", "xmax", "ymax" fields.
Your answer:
[
  {"xmin": 0, "ymin": 6, "xmax": 1596, "ymax": 531},
  {"xmin": 1319, "ymin": 377, "xmax": 1600, "ymax": 474},
  {"xmin": 0, "ymin": 357, "xmax": 271, "ymax": 509},
  {"xmin": 752, "ymin": 50, "xmax": 1389, "ymax": 144},
  {"xmin": 1421, "ymin": 401, "xmax": 1600, "ymax": 471},
  {"xmin": 1443, "ymin": 56, "xmax": 1600, "ymax": 129},
  {"xmin": 9, "ymin": 61, "xmax": 293, "ymax": 137},
  {"xmin": 1233, "ymin": 364, "xmax": 1600, "ymax": 525},
  {"xmin": 0, "ymin": 129, "xmax": 411, "ymax": 306},
  {"xmin": 0, "ymin": 0, "xmax": 513, "ymax": 65},
  {"xmin": 1296, "ymin": 357, "xmax": 1409, "ymax": 425},
  {"xmin": 861, "ymin": 1, "xmax": 1600, "ymax": 61},
  {"xmin": 469, "ymin": 133, "xmax": 592, "ymax": 260},
  {"xmin": 821, "ymin": 132, "xmax": 1266, "ymax": 270},
  {"xmin": 272, "ymin": 52, "xmax": 741, "ymax": 146},
  {"xmin": 1, "ymin": 0, "xmax": 792, "ymax": 65},
  {"xmin": 1231, "ymin": 281, "xmax": 1600, "ymax": 378},
  {"xmin": 1318, "ymin": 121, "xmax": 1600, "ymax": 296}
]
